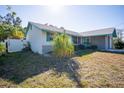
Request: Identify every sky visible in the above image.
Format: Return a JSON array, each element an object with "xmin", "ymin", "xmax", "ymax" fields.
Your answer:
[{"xmin": 0, "ymin": 5, "xmax": 124, "ymax": 32}]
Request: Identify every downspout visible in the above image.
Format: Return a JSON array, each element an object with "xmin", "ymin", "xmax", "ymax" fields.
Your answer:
[{"xmin": 77, "ymin": 37, "xmax": 78, "ymax": 45}]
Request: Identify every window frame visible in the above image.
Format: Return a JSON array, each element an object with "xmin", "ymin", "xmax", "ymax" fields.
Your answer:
[
  {"xmin": 46, "ymin": 32, "xmax": 54, "ymax": 41},
  {"xmin": 82, "ymin": 37, "xmax": 90, "ymax": 45},
  {"xmin": 72, "ymin": 36, "xmax": 78, "ymax": 44}
]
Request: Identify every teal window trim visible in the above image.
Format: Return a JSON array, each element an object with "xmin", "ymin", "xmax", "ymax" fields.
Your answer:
[{"xmin": 82, "ymin": 37, "xmax": 90, "ymax": 46}]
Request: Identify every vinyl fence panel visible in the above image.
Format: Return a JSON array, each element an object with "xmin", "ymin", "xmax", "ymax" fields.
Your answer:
[{"xmin": 7, "ymin": 39, "xmax": 27, "ymax": 52}]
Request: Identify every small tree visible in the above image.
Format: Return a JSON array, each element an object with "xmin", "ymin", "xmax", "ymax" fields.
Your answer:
[
  {"xmin": 53, "ymin": 33, "xmax": 74, "ymax": 58},
  {"xmin": 0, "ymin": 23, "xmax": 13, "ymax": 41},
  {"xmin": 11, "ymin": 27, "xmax": 24, "ymax": 39},
  {"xmin": 0, "ymin": 6, "xmax": 24, "ymax": 41},
  {"xmin": 114, "ymin": 38, "xmax": 124, "ymax": 49}
]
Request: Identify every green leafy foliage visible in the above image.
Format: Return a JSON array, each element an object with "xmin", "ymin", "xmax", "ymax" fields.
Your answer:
[
  {"xmin": 0, "ymin": 42, "xmax": 6, "ymax": 55},
  {"xmin": 0, "ymin": 24, "xmax": 13, "ymax": 41},
  {"xmin": 11, "ymin": 27, "xmax": 24, "ymax": 39},
  {"xmin": 0, "ymin": 6, "xmax": 24, "ymax": 41},
  {"xmin": 0, "ymin": 24, "xmax": 24, "ymax": 41},
  {"xmin": 53, "ymin": 33, "xmax": 74, "ymax": 57}
]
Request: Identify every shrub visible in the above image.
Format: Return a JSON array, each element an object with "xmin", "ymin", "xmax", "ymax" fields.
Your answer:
[
  {"xmin": 0, "ymin": 42, "xmax": 6, "ymax": 56},
  {"xmin": 79, "ymin": 44, "xmax": 85, "ymax": 49},
  {"xmin": 114, "ymin": 38, "xmax": 124, "ymax": 49},
  {"xmin": 90, "ymin": 45, "xmax": 97, "ymax": 49},
  {"xmin": 53, "ymin": 33, "xmax": 74, "ymax": 58},
  {"xmin": 74, "ymin": 44, "xmax": 85, "ymax": 51}
]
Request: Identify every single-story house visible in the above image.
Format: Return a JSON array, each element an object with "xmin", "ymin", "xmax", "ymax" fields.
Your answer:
[{"xmin": 26, "ymin": 22, "xmax": 117, "ymax": 54}]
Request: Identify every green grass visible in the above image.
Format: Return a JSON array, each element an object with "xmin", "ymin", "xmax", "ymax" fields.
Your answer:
[{"xmin": 0, "ymin": 50, "xmax": 124, "ymax": 88}]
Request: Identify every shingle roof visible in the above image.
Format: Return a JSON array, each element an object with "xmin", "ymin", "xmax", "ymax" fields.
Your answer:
[
  {"xmin": 81, "ymin": 28, "xmax": 115, "ymax": 37},
  {"xmin": 29, "ymin": 22, "xmax": 115, "ymax": 37},
  {"xmin": 29, "ymin": 22, "xmax": 79, "ymax": 36}
]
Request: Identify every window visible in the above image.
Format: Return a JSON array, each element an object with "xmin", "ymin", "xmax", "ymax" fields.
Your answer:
[
  {"xmin": 72, "ymin": 36, "xmax": 78, "ymax": 44},
  {"xmin": 82, "ymin": 37, "xmax": 90, "ymax": 45},
  {"xmin": 46, "ymin": 32, "xmax": 54, "ymax": 41},
  {"xmin": 78, "ymin": 37, "xmax": 81, "ymax": 44}
]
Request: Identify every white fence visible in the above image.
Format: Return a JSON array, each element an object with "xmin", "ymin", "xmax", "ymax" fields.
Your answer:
[{"xmin": 6, "ymin": 39, "xmax": 27, "ymax": 53}]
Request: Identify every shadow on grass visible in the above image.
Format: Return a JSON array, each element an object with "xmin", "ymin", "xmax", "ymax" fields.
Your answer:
[{"xmin": 0, "ymin": 50, "xmax": 95, "ymax": 87}]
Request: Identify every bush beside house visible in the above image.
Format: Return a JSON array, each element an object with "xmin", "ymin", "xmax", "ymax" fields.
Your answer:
[
  {"xmin": 0, "ymin": 42, "xmax": 6, "ymax": 56},
  {"xmin": 74, "ymin": 44, "xmax": 97, "ymax": 51},
  {"xmin": 114, "ymin": 38, "xmax": 124, "ymax": 49}
]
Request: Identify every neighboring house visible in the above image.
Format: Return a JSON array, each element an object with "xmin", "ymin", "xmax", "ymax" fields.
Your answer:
[{"xmin": 26, "ymin": 22, "xmax": 117, "ymax": 54}]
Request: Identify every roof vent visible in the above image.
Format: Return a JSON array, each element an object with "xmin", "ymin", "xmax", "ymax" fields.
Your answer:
[
  {"xmin": 44, "ymin": 23, "xmax": 48, "ymax": 26},
  {"xmin": 49, "ymin": 25, "xmax": 58, "ymax": 28},
  {"xmin": 49, "ymin": 24, "xmax": 53, "ymax": 27},
  {"xmin": 60, "ymin": 27, "xmax": 64, "ymax": 29}
]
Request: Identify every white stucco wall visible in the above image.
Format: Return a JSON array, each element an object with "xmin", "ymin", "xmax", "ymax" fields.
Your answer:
[
  {"xmin": 26, "ymin": 25, "xmax": 43, "ymax": 54},
  {"xmin": 105, "ymin": 34, "xmax": 114, "ymax": 49},
  {"xmin": 41, "ymin": 31, "xmax": 53, "ymax": 46},
  {"xmin": 26, "ymin": 25, "xmax": 76, "ymax": 54},
  {"xmin": 90, "ymin": 36, "xmax": 106, "ymax": 49},
  {"xmin": 41, "ymin": 32, "xmax": 73, "ymax": 46}
]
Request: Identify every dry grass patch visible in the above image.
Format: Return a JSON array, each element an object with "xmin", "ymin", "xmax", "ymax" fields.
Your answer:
[
  {"xmin": 74, "ymin": 51, "xmax": 124, "ymax": 88},
  {"xmin": 0, "ymin": 50, "xmax": 124, "ymax": 88},
  {"xmin": 20, "ymin": 70, "xmax": 77, "ymax": 88}
]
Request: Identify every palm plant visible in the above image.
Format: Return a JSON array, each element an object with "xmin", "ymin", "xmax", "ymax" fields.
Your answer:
[{"xmin": 53, "ymin": 33, "xmax": 74, "ymax": 58}]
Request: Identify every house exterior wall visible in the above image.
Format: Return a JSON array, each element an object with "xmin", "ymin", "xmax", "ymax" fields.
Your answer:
[
  {"xmin": 89, "ymin": 35, "xmax": 113, "ymax": 50},
  {"xmin": 41, "ymin": 31, "xmax": 75, "ymax": 45},
  {"xmin": 41, "ymin": 31, "xmax": 53, "ymax": 53},
  {"xmin": 108, "ymin": 35, "xmax": 112, "ymax": 49},
  {"xmin": 41, "ymin": 32, "xmax": 73, "ymax": 53},
  {"xmin": 26, "ymin": 25, "xmax": 43, "ymax": 54},
  {"xmin": 26, "ymin": 24, "xmax": 114, "ymax": 54},
  {"xmin": 27, "ymin": 27, "xmax": 75, "ymax": 54},
  {"xmin": 69, "ymin": 35, "xmax": 79, "ymax": 45},
  {"xmin": 41, "ymin": 31, "xmax": 53, "ymax": 46},
  {"xmin": 105, "ymin": 35, "xmax": 109, "ymax": 49},
  {"xmin": 90, "ymin": 36, "xmax": 106, "ymax": 49},
  {"xmin": 42, "ymin": 45, "xmax": 53, "ymax": 53}
]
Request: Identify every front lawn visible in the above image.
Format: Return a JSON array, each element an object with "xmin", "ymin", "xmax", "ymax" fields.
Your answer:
[
  {"xmin": 74, "ymin": 50, "xmax": 124, "ymax": 87},
  {"xmin": 0, "ymin": 50, "xmax": 124, "ymax": 88}
]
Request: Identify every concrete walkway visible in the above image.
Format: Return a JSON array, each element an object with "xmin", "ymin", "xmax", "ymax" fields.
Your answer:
[{"xmin": 106, "ymin": 49, "xmax": 124, "ymax": 53}]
